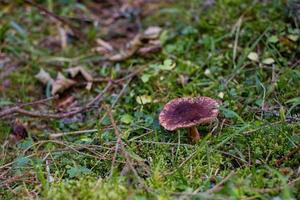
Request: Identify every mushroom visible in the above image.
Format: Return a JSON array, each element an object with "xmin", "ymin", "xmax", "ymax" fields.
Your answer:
[{"xmin": 159, "ymin": 97, "xmax": 219, "ymax": 143}]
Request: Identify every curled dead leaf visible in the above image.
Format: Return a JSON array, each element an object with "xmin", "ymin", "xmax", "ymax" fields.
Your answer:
[
  {"xmin": 51, "ymin": 73, "xmax": 76, "ymax": 95},
  {"xmin": 100, "ymin": 27, "xmax": 163, "ymax": 62},
  {"xmin": 66, "ymin": 66, "xmax": 93, "ymax": 82},
  {"xmin": 35, "ymin": 68, "xmax": 54, "ymax": 85}
]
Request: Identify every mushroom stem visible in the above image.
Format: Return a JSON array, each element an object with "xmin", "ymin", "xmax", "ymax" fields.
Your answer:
[{"xmin": 188, "ymin": 126, "xmax": 201, "ymax": 143}]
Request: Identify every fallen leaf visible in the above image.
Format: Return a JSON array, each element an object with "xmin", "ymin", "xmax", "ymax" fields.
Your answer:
[
  {"xmin": 92, "ymin": 46, "xmax": 111, "ymax": 55},
  {"xmin": 56, "ymin": 95, "xmax": 76, "ymax": 111},
  {"xmin": 137, "ymin": 41, "xmax": 161, "ymax": 56},
  {"xmin": 108, "ymin": 50, "xmax": 136, "ymax": 62},
  {"xmin": 96, "ymin": 38, "xmax": 114, "ymax": 51},
  {"xmin": 51, "ymin": 73, "xmax": 76, "ymax": 95},
  {"xmin": 86, "ymin": 82, "xmax": 93, "ymax": 91},
  {"xmin": 247, "ymin": 52, "xmax": 259, "ymax": 62},
  {"xmin": 35, "ymin": 68, "xmax": 54, "ymax": 85},
  {"xmin": 107, "ymin": 27, "xmax": 163, "ymax": 61},
  {"xmin": 66, "ymin": 66, "xmax": 93, "ymax": 82},
  {"xmin": 143, "ymin": 26, "xmax": 162, "ymax": 39}
]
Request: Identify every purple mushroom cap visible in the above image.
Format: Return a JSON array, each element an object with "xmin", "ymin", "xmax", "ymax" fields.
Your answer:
[{"xmin": 159, "ymin": 97, "xmax": 219, "ymax": 131}]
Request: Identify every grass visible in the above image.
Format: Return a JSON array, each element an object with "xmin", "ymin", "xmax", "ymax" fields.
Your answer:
[{"xmin": 1, "ymin": 0, "xmax": 300, "ymax": 199}]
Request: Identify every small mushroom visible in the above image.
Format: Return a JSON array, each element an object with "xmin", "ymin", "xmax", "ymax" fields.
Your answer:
[{"xmin": 159, "ymin": 97, "xmax": 219, "ymax": 143}]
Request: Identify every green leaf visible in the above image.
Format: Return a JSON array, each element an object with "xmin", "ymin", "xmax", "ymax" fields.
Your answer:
[
  {"xmin": 141, "ymin": 74, "xmax": 152, "ymax": 83},
  {"xmin": 267, "ymin": 35, "xmax": 279, "ymax": 43},
  {"xmin": 159, "ymin": 59, "xmax": 176, "ymax": 70},
  {"xmin": 120, "ymin": 114, "xmax": 133, "ymax": 124},
  {"xmin": 136, "ymin": 95, "xmax": 152, "ymax": 105}
]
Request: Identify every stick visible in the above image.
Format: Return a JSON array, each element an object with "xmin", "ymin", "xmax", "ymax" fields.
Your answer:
[
  {"xmin": 0, "ymin": 81, "xmax": 112, "ymax": 119},
  {"xmin": 49, "ymin": 129, "xmax": 98, "ymax": 139},
  {"xmin": 252, "ymin": 176, "xmax": 300, "ymax": 193},
  {"xmin": 275, "ymin": 146, "xmax": 300, "ymax": 166},
  {"xmin": 0, "ymin": 65, "xmax": 145, "ymax": 119},
  {"xmin": 105, "ymin": 106, "xmax": 139, "ymax": 178},
  {"xmin": 206, "ymin": 171, "xmax": 235, "ymax": 193},
  {"xmin": 105, "ymin": 105, "xmax": 149, "ymax": 191},
  {"xmin": 24, "ymin": 0, "xmax": 84, "ymax": 40}
]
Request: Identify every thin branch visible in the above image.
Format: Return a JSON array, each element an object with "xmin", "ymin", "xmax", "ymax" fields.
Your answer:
[
  {"xmin": 130, "ymin": 140, "xmax": 193, "ymax": 147},
  {"xmin": 275, "ymin": 145, "xmax": 300, "ymax": 166},
  {"xmin": 24, "ymin": 0, "xmax": 85, "ymax": 40},
  {"xmin": 252, "ymin": 176, "xmax": 300, "ymax": 193},
  {"xmin": 206, "ymin": 171, "xmax": 235, "ymax": 193},
  {"xmin": 0, "ymin": 65, "xmax": 145, "ymax": 119},
  {"xmin": 105, "ymin": 106, "xmax": 139, "ymax": 178},
  {"xmin": 49, "ymin": 129, "xmax": 98, "ymax": 139},
  {"xmin": 0, "ymin": 81, "xmax": 112, "ymax": 119},
  {"xmin": 105, "ymin": 105, "xmax": 149, "ymax": 191},
  {"xmin": 20, "ymin": 95, "xmax": 58, "ymax": 107}
]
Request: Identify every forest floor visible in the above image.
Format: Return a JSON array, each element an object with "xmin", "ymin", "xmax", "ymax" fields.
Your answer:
[{"xmin": 1, "ymin": 0, "xmax": 300, "ymax": 199}]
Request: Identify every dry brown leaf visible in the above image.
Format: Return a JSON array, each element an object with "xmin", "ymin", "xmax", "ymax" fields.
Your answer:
[
  {"xmin": 66, "ymin": 66, "xmax": 93, "ymax": 82},
  {"xmin": 108, "ymin": 34, "xmax": 143, "ymax": 61},
  {"xmin": 35, "ymin": 68, "xmax": 54, "ymax": 85},
  {"xmin": 104, "ymin": 27, "xmax": 163, "ymax": 61},
  {"xmin": 108, "ymin": 50, "xmax": 135, "ymax": 62},
  {"xmin": 96, "ymin": 38, "xmax": 114, "ymax": 51},
  {"xmin": 137, "ymin": 41, "xmax": 161, "ymax": 56},
  {"xmin": 51, "ymin": 73, "xmax": 76, "ymax": 95},
  {"xmin": 143, "ymin": 26, "xmax": 162, "ymax": 39},
  {"xmin": 86, "ymin": 82, "xmax": 93, "ymax": 91},
  {"xmin": 92, "ymin": 46, "xmax": 111, "ymax": 55},
  {"xmin": 56, "ymin": 95, "xmax": 76, "ymax": 111}
]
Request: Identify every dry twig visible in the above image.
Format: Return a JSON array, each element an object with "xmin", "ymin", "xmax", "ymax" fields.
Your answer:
[
  {"xmin": 252, "ymin": 176, "xmax": 300, "ymax": 193},
  {"xmin": 0, "ymin": 65, "xmax": 146, "ymax": 119},
  {"xmin": 24, "ymin": 0, "xmax": 85, "ymax": 40},
  {"xmin": 0, "ymin": 82, "xmax": 112, "ymax": 119},
  {"xmin": 275, "ymin": 146, "xmax": 300, "ymax": 166},
  {"xmin": 105, "ymin": 106, "xmax": 139, "ymax": 178},
  {"xmin": 206, "ymin": 171, "xmax": 235, "ymax": 193},
  {"xmin": 105, "ymin": 105, "xmax": 149, "ymax": 191}
]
